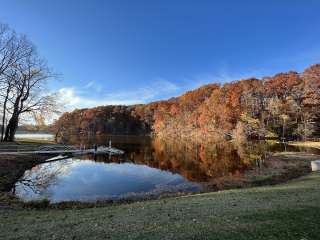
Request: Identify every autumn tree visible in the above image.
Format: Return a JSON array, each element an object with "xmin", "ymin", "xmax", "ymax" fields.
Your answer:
[{"xmin": 53, "ymin": 64, "xmax": 320, "ymax": 142}]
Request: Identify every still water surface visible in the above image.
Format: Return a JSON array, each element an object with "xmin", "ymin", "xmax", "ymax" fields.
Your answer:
[
  {"xmin": 13, "ymin": 135, "xmax": 319, "ymax": 202},
  {"xmin": 14, "ymin": 158, "xmax": 200, "ymax": 202}
]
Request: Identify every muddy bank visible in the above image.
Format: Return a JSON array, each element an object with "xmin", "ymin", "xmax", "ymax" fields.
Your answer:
[
  {"xmin": 0, "ymin": 152, "xmax": 52, "ymax": 209},
  {"xmin": 0, "ymin": 155, "xmax": 50, "ymax": 192},
  {"xmin": 205, "ymin": 152, "xmax": 319, "ymax": 191}
]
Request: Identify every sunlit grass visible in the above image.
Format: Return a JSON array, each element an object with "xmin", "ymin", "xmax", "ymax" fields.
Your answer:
[
  {"xmin": 0, "ymin": 173, "xmax": 319, "ymax": 240},
  {"xmin": 289, "ymin": 141, "xmax": 320, "ymax": 149}
]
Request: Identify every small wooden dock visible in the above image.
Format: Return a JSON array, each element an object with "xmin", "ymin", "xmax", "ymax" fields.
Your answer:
[{"xmin": 0, "ymin": 145, "xmax": 125, "ymax": 156}]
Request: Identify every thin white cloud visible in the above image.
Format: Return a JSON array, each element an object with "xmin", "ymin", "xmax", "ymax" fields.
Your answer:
[
  {"xmin": 58, "ymin": 88, "xmax": 81, "ymax": 106},
  {"xmin": 104, "ymin": 79, "xmax": 179, "ymax": 101},
  {"xmin": 83, "ymin": 80, "xmax": 103, "ymax": 93},
  {"xmin": 183, "ymin": 68, "xmax": 263, "ymax": 91},
  {"xmin": 83, "ymin": 81, "xmax": 95, "ymax": 89},
  {"xmin": 58, "ymin": 69, "xmax": 267, "ymax": 111},
  {"xmin": 58, "ymin": 79, "xmax": 180, "ymax": 110}
]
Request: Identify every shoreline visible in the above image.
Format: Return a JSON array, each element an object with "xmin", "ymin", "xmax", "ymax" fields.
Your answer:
[{"xmin": 288, "ymin": 141, "xmax": 320, "ymax": 149}]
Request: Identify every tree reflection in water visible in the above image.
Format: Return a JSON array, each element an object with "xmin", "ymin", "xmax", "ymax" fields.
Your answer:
[
  {"xmin": 13, "ymin": 159, "xmax": 74, "ymax": 199},
  {"xmin": 68, "ymin": 135, "xmax": 271, "ymax": 182},
  {"xmin": 14, "ymin": 135, "xmax": 293, "ymax": 202}
]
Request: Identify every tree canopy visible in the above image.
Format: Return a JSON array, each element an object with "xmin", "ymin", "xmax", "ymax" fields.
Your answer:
[{"xmin": 54, "ymin": 64, "xmax": 320, "ymax": 142}]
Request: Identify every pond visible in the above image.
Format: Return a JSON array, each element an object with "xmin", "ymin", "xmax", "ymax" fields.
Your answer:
[
  {"xmin": 12, "ymin": 135, "xmax": 320, "ymax": 203},
  {"xmin": 13, "ymin": 158, "xmax": 200, "ymax": 202}
]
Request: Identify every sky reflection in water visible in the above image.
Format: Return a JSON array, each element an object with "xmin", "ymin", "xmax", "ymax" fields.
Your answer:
[{"xmin": 14, "ymin": 158, "xmax": 201, "ymax": 202}]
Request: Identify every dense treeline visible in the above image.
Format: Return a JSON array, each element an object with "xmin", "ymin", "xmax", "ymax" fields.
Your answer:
[
  {"xmin": 54, "ymin": 105, "xmax": 152, "ymax": 143},
  {"xmin": 54, "ymin": 64, "xmax": 320, "ymax": 142},
  {"xmin": 17, "ymin": 124, "xmax": 53, "ymax": 133}
]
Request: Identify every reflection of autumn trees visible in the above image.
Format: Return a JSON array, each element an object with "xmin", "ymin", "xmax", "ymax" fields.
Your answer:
[
  {"xmin": 133, "ymin": 138, "xmax": 268, "ymax": 182},
  {"xmin": 15, "ymin": 159, "xmax": 73, "ymax": 196},
  {"xmin": 78, "ymin": 137, "xmax": 268, "ymax": 183}
]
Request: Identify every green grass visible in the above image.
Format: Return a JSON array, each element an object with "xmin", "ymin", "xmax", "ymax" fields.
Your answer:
[{"xmin": 0, "ymin": 173, "xmax": 319, "ymax": 240}]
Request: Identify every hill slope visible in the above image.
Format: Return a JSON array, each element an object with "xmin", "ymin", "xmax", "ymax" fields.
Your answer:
[{"xmin": 54, "ymin": 64, "xmax": 320, "ymax": 142}]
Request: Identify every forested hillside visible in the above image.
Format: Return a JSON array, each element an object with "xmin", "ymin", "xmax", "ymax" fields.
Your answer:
[{"xmin": 54, "ymin": 64, "xmax": 320, "ymax": 142}]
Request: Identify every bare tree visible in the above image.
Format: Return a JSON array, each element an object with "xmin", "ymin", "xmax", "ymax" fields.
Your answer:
[
  {"xmin": 0, "ymin": 69, "xmax": 15, "ymax": 140},
  {"xmin": 0, "ymin": 23, "xmax": 59, "ymax": 141}
]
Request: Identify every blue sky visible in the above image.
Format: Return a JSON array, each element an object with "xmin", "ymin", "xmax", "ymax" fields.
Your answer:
[{"xmin": 1, "ymin": 0, "xmax": 320, "ymax": 109}]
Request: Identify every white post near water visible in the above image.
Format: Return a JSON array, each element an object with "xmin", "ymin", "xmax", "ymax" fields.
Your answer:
[{"xmin": 311, "ymin": 160, "xmax": 320, "ymax": 172}]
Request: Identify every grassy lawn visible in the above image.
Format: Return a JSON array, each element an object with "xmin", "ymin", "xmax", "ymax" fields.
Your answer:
[{"xmin": 0, "ymin": 173, "xmax": 319, "ymax": 240}]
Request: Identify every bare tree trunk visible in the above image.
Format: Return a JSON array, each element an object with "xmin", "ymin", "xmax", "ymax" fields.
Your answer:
[
  {"xmin": 0, "ymin": 83, "xmax": 11, "ymax": 141},
  {"xmin": 4, "ymin": 91, "xmax": 22, "ymax": 141},
  {"xmin": 1, "ymin": 98, "xmax": 7, "ymax": 141},
  {"xmin": 4, "ymin": 113, "xmax": 19, "ymax": 141}
]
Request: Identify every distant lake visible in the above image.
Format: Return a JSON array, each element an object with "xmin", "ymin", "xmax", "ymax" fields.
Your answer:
[
  {"xmin": 13, "ymin": 135, "xmax": 320, "ymax": 203},
  {"xmin": 15, "ymin": 132, "xmax": 54, "ymax": 141}
]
